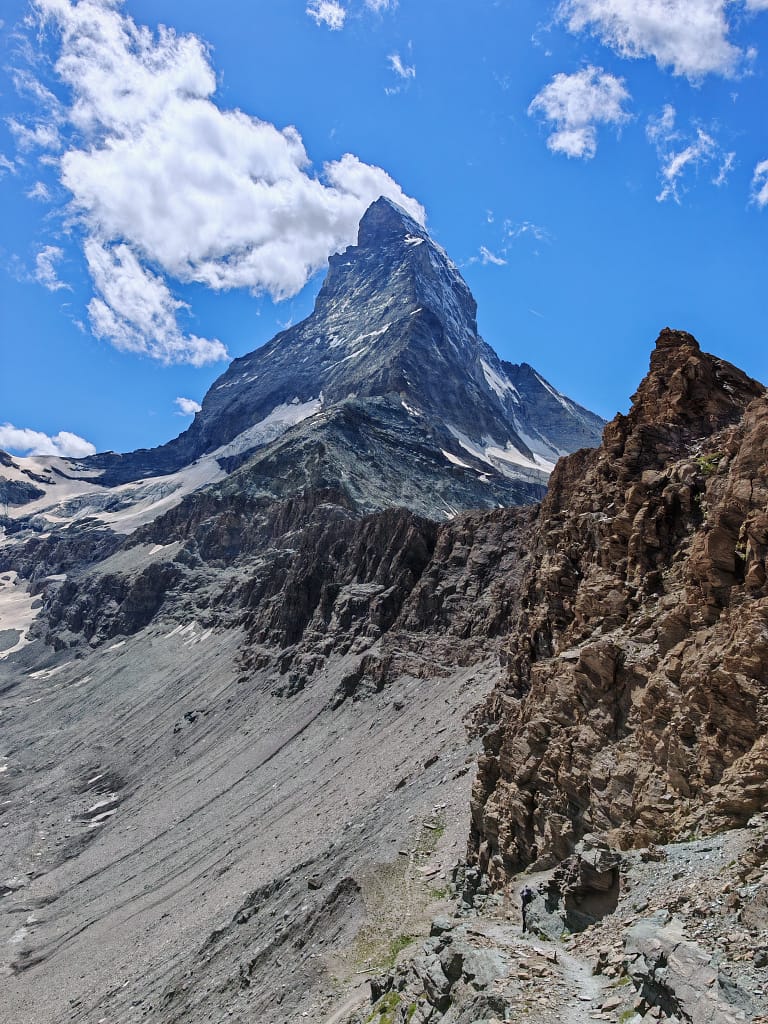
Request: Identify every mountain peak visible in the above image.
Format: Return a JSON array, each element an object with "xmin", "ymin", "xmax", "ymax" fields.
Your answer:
[
  {"xmin": 596, "ymin": 329, "xmax": 765, "ymax": 471},
  {"xmin": 78, "ymin": 199, "xmax": 604, "ymax": 498},
  {"xmin": 356, "ymin": 195, "xmax": 427, "ymax": 248},
  {"xmin": 636, "ymin": 328, "xmax": 763, "ymax": 431}
]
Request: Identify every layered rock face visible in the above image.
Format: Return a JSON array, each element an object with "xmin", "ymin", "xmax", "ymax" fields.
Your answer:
[{"xmin": 470, "ymin": 329, "xmax": 768, "ymax": 883}]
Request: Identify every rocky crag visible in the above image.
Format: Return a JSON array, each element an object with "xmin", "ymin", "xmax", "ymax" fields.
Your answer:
[{"xmin": 470, "ymin": 328, "xmax": 768, "ymax": 878}]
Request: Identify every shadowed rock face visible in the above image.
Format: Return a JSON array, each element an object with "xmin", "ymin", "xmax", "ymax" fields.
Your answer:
[{"xmin": 469, "ymin": 328, "xmax": 768, "ymax": 882}]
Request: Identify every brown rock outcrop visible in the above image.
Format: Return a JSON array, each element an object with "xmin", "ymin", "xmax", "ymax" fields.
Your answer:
[{"xmin": 470, "ymin": 329, "xmax": 768, "ymax": 883}]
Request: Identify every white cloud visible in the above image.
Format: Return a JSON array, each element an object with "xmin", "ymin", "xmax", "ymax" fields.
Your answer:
[
  {"xmin": 751, "ymin": 159, "xmax": 768, "ymax": 207},
  {"xmin": 7, "ymin": 117, "xmax": 61, "ymax": 151},
  {"xmin": 656, "ymin": 129, "xmax": 718, "ymax": 201},
  {"xmin": 366, "ymin": 0, "xmax": 396, "ymax": 10},
  {"xmin": 306, "ymin": 1, "xmax": 347, "ymax": 29},
  {"xmin": 0, "ymin": 154, "xmax": 17, "ymax": 175},
  {"xmin": 84, "ymin": 239, "xmax": 227, "ymax": 366},
  {"xmin": 388, "ymin": 53, "xmax": 416, "ymax": 79},
  {"xmin": 27, "ymin": 0, "xmax": 423, "ymax": 366},
  {"xmin": 478, "ymin": 246, "xmax": 507, "ymax": 266},
  {"xmin": 646, "ymin": 103, "xmax": 677, "ymax": 144},
  {"xmin": 528, "ymin": 66, "xmax": 631, "ymax": 159},
  {"xmin": 26, "ymin": 181, "xmax": 51, "ymax": 201},
  {"xmin": 0, "ymin": 423, "xmax": 96, "ymax": 458},
  {"xmin": 558, "ymin": 0, "xmax": 753, "ymax": 80},
  {"xmin": 11, "ymin": 68, "xmax": 62, "ymax": 113},
  {"xmin": 505, "ymin": 220, "xmax": 551, "ymax": 242},
  {"xmin": 646, "ymin": 105, "xmax": 733, "ymax": 202},
  {"xmin": 713, "ymin": 150, "xmax": 736, "ymax": 186},
  {"xmin": 175, "ymin": 396, "xmax": 202, "ymax": 416},
  {"xmin": 35, "ymin": 244, "xmax": 68, "ymax": 290}
]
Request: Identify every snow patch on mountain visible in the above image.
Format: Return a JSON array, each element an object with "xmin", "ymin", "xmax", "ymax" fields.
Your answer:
[
  {"xmin": 0, "ymin": 399, "xmax": 324, "ymax": 535},
  {"xmin": 534, "ymin": 371, "xmax": 576, "ymax": 414},
  {"xmin": 441, "ymin": 449, "xmax": 474, "ymax": 470},
  {"xmin": 447, "ymin": 425, "xmax": 555, "ymax": 480},
  {"xmin": 0, "ymin": 571, "xmax": 40, "ymax": 661},
  {"xmin": 480, "ymin": 359, "xmax": 520, "ymax": 402},
  {"xmin": 214, "ymin": 397, "xmax": 322, "ymax": 459}
]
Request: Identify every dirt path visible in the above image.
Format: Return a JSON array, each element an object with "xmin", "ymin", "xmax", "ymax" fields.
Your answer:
[
  {"xmin": 321, "ymin": 984, "xmax": 368, "ymax": 1024},
  {"xmin": 459, "ymin": 922, "xmax": 618, "ymax": 1024},
  {"xmin": 556, "ymin": 945, "xmax": 611, "ymax": 1024}
]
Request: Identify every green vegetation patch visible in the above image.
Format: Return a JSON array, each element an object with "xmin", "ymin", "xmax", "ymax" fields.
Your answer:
[
  {"xmin": 366, "ymin": 991, "xmax": 401, "ymax": 1024},
  {"xmin": 696, "ymin": 452, "xmax": 723, "ymax": 476}
]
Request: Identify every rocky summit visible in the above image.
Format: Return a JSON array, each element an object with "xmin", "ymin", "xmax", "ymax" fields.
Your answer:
[{"xmin": 1, "ymin": 223, "xmax": 767, "ymax": 1024}]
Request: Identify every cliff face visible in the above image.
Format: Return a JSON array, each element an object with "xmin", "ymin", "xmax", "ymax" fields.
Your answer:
[{"xmin": 470, "ymin": 329, "xmax": 768, "ymax": 883}]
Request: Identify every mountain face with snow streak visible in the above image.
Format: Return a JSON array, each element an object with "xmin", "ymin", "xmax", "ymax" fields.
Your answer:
[{"xmin": 82, "ymin": 197, "xmax": 603, "ymax": 515}]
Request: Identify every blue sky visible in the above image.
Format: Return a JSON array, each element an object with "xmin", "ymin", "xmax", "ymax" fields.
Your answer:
[{"xmin": 0, "ymin": 0, "xmax": 766, "ymax": 456}]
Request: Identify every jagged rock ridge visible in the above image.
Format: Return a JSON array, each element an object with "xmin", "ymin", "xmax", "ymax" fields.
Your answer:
[{"xmin": 469, "ymin": 328, "xmax": 768, "ymax": 882}]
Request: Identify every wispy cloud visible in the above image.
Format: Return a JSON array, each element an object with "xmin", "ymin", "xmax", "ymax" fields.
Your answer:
[
  {"xmin": 306, "ymin": 1, "xmax": 347, "ymax": 30},
  {"xmin": 751, "ymin": 159, "xmax": 768, "ymax": 208},
  {"xmin": 528, "ymin": 65, "xmax": 631, "ymax": 159},
  {"xmin": 477, "ymin": 246, "xmax": 507, "ymax": 266},
  {"xmin": 0, "ymin": 422, "xmax": 96, "ymax": 458},
  {"xmin": 34, "ymin": 244, "xmax": 69, "ymax": 291},
  {"xmin": 26, "ymin": 180, "xmax": 51, "ymax": 201},
  {"xmin": 646, "ymin": 105, "xmax": 734, "ymax": 202},
  {"xmin": 504, "ymin": 220, "xmax": 551, "ymax": 243},
  {"xmin": 7, "ymin": 117, "xmax": 61, "ymax": 152},
  {"xmin": 388, "ymin": 53, "xmax": 416, "ymax": 79}
]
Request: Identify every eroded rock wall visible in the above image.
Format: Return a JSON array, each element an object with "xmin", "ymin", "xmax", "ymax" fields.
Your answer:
[{"xmin": 470, "ymin": 329, "xmax": 768, "ymax": 883}]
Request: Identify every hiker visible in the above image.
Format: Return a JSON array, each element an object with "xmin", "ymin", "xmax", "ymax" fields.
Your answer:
[{"xmin": 520, "ymin": 884, "xmax": 534, "ymax": 933}]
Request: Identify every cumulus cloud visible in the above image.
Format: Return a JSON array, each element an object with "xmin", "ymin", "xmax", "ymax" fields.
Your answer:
[
  {"xmin": 0, "ymin": 423, "xmax": 96, "ymax": 458},
  {"xmin": 35, "ymin": 244, "xmax": 68, "ymax": 291},
  {"xmin": 752, "ymin": 159, "xmax": 768, "ymax": 207},
  {"xmin": 175, "ymin": 396, "xmax": 202, "ymax": 416},
  {"xmin": 26, "ymin": 0, "xmax": 423, "ymax": 367},
  {"xmin": 84, "ymin": 240, "xmax": 227, "ymax": 365},
  {"xmin": 557, "ymin": 0, "xmax": 754, "ymax": 80},
  {"xmin": 528, "ymin": 66, "xmax": 631, "ymax": 159},
  {"xmin": 646, "ymin": 105, "xmax": 734, "ymax": 202},
  {"xmin": 0, "ymin": 154, "xmax": 16, "ymax": 175},
  {"xmin": 306, "ymin": 1, "xmax": 347, "ymax": 29},
  {"xmin": 388, "ymin": 53, "xmax": 416, "ymax": 79}
]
